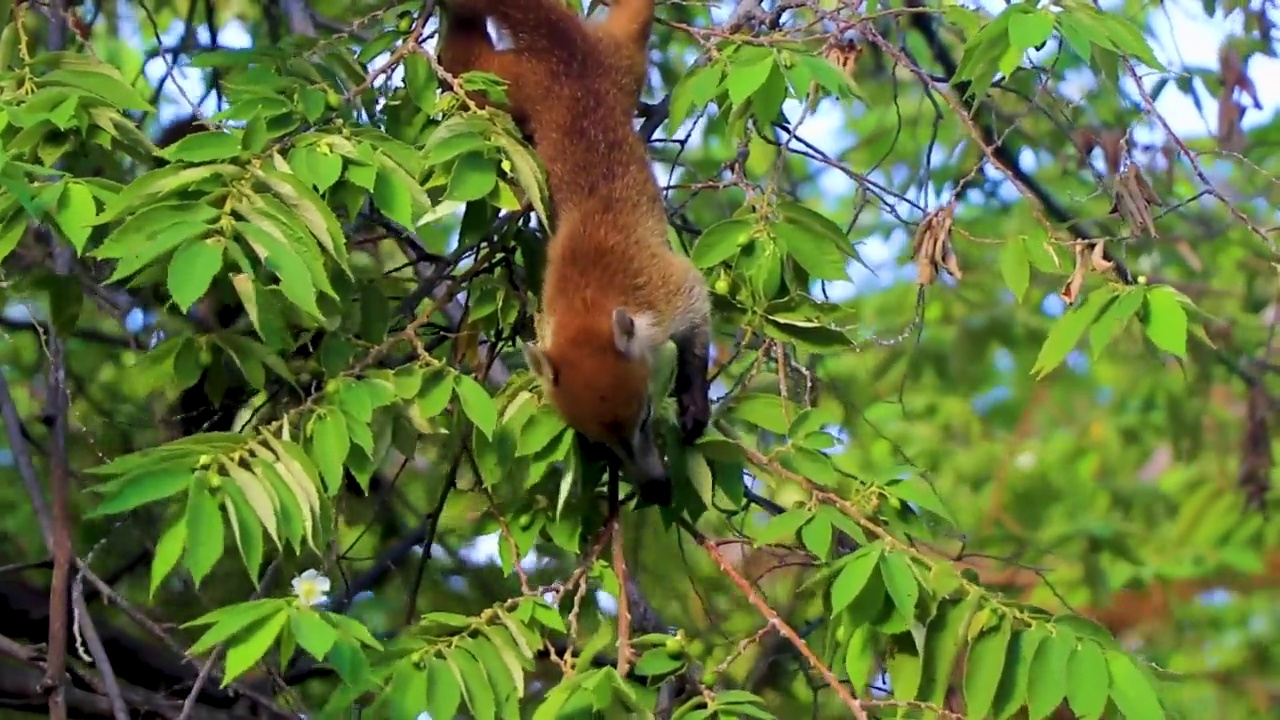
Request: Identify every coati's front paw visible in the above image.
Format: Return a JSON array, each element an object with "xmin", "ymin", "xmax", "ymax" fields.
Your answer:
[
  {"xmin": 677, "ymin": 390, "xmax": 710, "ymax": 445},
  {"xmin": 637, "ymin": 476, "xmax": 673, "ymax": 508}
]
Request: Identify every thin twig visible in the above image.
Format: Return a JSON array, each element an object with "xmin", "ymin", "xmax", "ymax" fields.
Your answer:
[
  {"xmin": 611, "ymin": 514, "xmax": 634, "ymax": 676},
  {"xmin": 698, "ymin": 536, "xmax": 868, "ymax": 720},
  {"xmin": 71, "ymin": 566, "xmax": 129, "ymax": 720},
  {"xmin": 176, "ymin": 561, "xmax": 280, "ymax": 720}
]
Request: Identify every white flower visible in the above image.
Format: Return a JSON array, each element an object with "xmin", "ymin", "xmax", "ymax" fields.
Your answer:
[{"xmin": 291, "ymin": 569, "xmax": 331, "ymax": 607}]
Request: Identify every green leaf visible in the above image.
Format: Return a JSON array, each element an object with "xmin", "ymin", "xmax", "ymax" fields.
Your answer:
[
  {"xmin": 1088, "ymin": 288, "xmax": 1144, "ymax": 358},
  {"xmin": 952, "ymin": 13, "xmax": 1012, "ymax": 99},
  {"xmin": 1057, "ymin": 14, "xmax": 1093, "ymax": 61},
  {"xmin": 43, "ymin": 67, "xmax": 153, "ymax": 111},
  {"xmin": 1097, "ymin": 13, "xmax": 1167, "ymax": 71},
  {"xmin": 999, "ymin": 236, "xmax": 1031, "ymax": 301},
  {"xmin": 799, "ymin": 516, "xmax": 832, "ymax": 559},
  {"xmin": 1007, "ymin": 10, "xmax": 1056, "ymax": 55},
  {"xmin": 1142, "ymin": 286, "xmax": 1187, "ymax": 358},
  {"xmin": 98, "ymin": 164, "xmax": 238, "ymax": 223},
  {"xmin": 308, "ymin": 410, "xmax": 350, "ymax": 496},
  {"xmin": 52, "ymin": 181, "xmax": 97, "ymax": 253},
  {"xmin": 251, "ymin": 166, "xmax": 349, "ymax": 267},
  {"xmin": 1105, "ymin": 651, "xmax": 1166, "ymax": 720},
  {"xmin": 290, "ymin": 609, "xmax": 339, "ymax": 661},
  {"xmin": 0, "ymin": 211, "xmax": 25, "ymax": 263},
  {"xmin": 753, "ymin": 507, "xmax": 811, "ymax": 544},
  {"xmin": 668, "ymin": 62, "xmax": 723, "ymax": 128},
  {"xmin": 185, "ymin": 597, "xmax": 284, "ymax": 630},
  {"xmin": 105, "ymin": 220, "xmax": 211, "ymax": 284},
  {"xmin": 692, "ymin": 218, "xmax": 752, "ymax": 269},
  {"xmin": 792, "ymin": 53, "xmax": 857, "ymax": 99},
  {"xmin": 776, "ymin": 220, "xmax": 848, "ymax": 281},
  {"xmin": 451, "ymin": 648, "xmax": 497, "ymax": 720},
  {"xmin": 183, "ymin": 483, "xmax": 225, "ymax": 587},
  {"xmin": 387, "ymin": 661, "xmax": 429, "ymax": 720},
  {"xmin": 555, "ymin": 452, "xmax": 577, "ymax": 520},
  {"xmin": 479, "ymin": 626, "xmax": 530, "ymax": 699},
  {"xmin": 884, "ymin": 475, "xmax": 956, "ymax": 526},
  {"xmin": 1031, "ymin": 287, "xmax": 1112, "ymax": 377},
  {"xmin": 427, "ymin": 655, "xmax": 463, "ymax": 720},
  {"xmin": 308, "ymin": 148, "xmax": 344, "ymax": 193},
  {"xmin": 88, "ymin": 467, "xmax": 194, "ymax": 517},
  {"xmin": 886, "ymin": 641, "xmax": 922, "ymax": 704},
  {"xmin": 992, "ymin": 627, "xmax": 1041, "ymax": 719},
  {"xmin": 725, "ymin": 51, "xmax": 777, "ymax": 105},
  {"xmin": 446, "ymin": 153, "xmax": 499, "ymax": 203},
  {"xmin": 149, "ymin": 519, "xmax": 186, "ymax": 598},
  {"xmin": 830, "ymin": 544, "xmax": 881, "ymax": 612},
  {"xmin": 186, "ymin": 601, "xmax": 288, "ymax": 658},
  {"xmin": 415, "ymin": 367, "xmax": 457, "ymax": 420},
  {"xmin": 964, "ymin": 617, "xmax": 1012, "ymax": 720},
  {"xmin": 373, "ymin": 165, "xmax": 414, "ymax": 227},
  {"xmin": 731, "ymin": 393, "xmax": 790, "ymax": 434},
  {"xmin": 234, "ymin": 220, "xmax": 323, "ymax": 319},
  {"xmin": 222, "ymin": 483, "xmax": 264, "ymax": 582},
  {"xmin": 1066, "ymin": 641, "xmax": 1109, "ymax": 717},
  {"xmin": 160, "ymin": 130, "xmax": 243, "ymax": 163},
  {"xmin": 918, "ymin": 593, "xmax": 980, "ymax": 705},
  {"xmin": 221, "ymin": 610, "xmax": 289, "ymax": 684},
  {"xmin": 91, "ymin": 200, "xmax": 219, "ymax": 252},
  {"xmin": 455, "ymin": 374, "xmax": 498, "ymax": 440},
  {"xmin": 167, "ymin": 238, "xmax": 224, "ymax": 313},
  {"xmin": 222, "ymin": 460, "xmax": 281, "ymax": 549},
  {"xmin": 877, "ymin": 551, "xmax": 919, "ymax": 617},
  {"xmin": 516, "ymin": 408, "xmax": 568, "ymax": 456},
  {"xmin": 489, "ymin": 131, "xmax": 550, "ymax": 222}
]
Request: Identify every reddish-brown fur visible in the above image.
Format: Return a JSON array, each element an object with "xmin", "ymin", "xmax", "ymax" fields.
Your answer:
[{"xmin": 438, "ymin": 0, "xmax": 711, "ymax": 499}]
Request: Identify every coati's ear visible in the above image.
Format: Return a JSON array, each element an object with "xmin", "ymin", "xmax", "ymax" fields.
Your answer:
[
  {"xmin": 612, "ymin": 308, "xmax": 642, "ymax": 358},
  {"xmin": 522, "ymin": 342, "xmax": 558, "ymax": 384}
]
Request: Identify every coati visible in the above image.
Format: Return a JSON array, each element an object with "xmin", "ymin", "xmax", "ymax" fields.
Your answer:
[{"xmin": 437, "ymin": 0, "xmax": 712, "ymax": 505}]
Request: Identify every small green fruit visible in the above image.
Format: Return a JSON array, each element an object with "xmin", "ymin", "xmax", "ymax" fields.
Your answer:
[
  {"xmin": 664, "ymin": 636, "xmax": 686, "ymax": 658},
  {"xmin": 396, "ymin": 12, "xmax": 415, "ymax": 33},
  {"xmin": 686, "ymin": 638, "xmax": 707, "ymax": 660},
  {"xmin": 324, "ymin": 89, "xmax": 343, "ymax": 110}
]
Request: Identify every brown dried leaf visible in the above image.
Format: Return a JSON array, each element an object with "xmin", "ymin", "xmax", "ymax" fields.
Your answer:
[
  {"xmin": 941, "ymin": 239, "xmax": 963, "ymax": 280},
  {"xmin": 911, "ymin": 205, "xmax": 960, "ymax": 285},
  {"xmin": 1222, "ymin": 43, "xmax": 1263, "ymax": 108},
  {"xmin": 1059, "ymin": 245, "xmax": 1088, "ymax": 304},
  {"xmin": 1099, "ymin": 129, "xmax": 1127, "ymax": 176},
  {"xmin": 823, "ymin": 40, "xmax": 863, "ymax": 77},
  {"xmin": 1217, "ymin": 96, "xmax": 1247, "ymax": 152},
  {"xmin": 1089, "ymin": 240, "xmax": 1115, "ymax": 273},
  {"xmin": 1220, "ymin": 44, "xmax": 1245, "ymax": 92},
  {"xmin": 1110, "ymin": 164, "xmax": 1161, "ymax": 238},
  {"xmin": 1073, "ymin": 128, "xmax": 1099, "ymax": 170}
]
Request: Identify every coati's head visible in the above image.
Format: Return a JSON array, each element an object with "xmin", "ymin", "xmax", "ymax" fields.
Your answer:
[{"xmin": 522, "ymin": 308, "xmax": 670, "ymax": 505}]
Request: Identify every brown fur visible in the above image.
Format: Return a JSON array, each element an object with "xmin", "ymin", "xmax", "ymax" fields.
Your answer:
[{"xmin": 438, "ymin": 0, "xmax": 711, "ymax": 500}]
